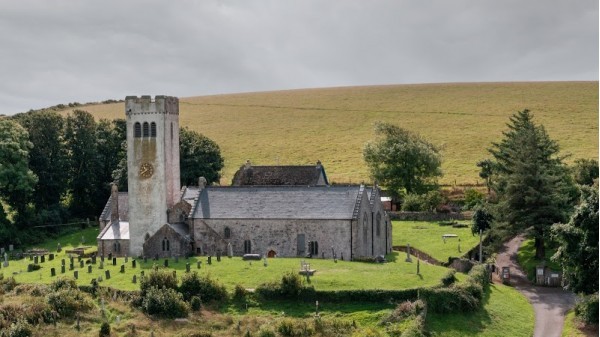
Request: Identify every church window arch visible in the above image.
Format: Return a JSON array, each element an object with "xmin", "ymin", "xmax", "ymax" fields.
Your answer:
[
  {"xmin": 376, "ymin": 213, "xmax": 381, "ymax": 236},
  {"xmin": 134, "ymin": 122, "xmax": 142, "ymax": 138},
  {"xmin": 162, "ymin": 237, "xmax": 170, "ymax": 251},
  {"xmin": 224, "ymin": 227, "xmax": 231, "ymax": 239},
  {"xmin": 309, "ymin": 241, "xmax": 319, "ymax": 255},
  {"xmin": 363, "ymin": 213, "xmax": 368, "ymax": 247},
  {"xmin": 243, "ymin": 240, "xmax": 251, "ymax": 254},
  {"xmin": 150, "ymin": 122, "xmax": 157, "ymax": 137},
  {"xmin": 113, "ymin": 241, "xmax": 121, "ymax": 253},
  {"xmin": 143, "ymin": 122, "xmax": 150, "ymax": 137}
]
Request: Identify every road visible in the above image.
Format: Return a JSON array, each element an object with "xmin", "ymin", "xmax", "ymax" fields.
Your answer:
[{"xmin": 494, "ymin": 235, "xmax": 576, "ymax": 337}]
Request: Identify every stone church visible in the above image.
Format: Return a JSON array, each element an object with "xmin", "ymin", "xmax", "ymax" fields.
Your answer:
[{"xmin": 97, "ymin": 95, "xmax": 392, "ymax": 260}]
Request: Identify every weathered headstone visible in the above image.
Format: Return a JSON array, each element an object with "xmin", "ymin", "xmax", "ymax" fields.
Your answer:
[
  {"xmin": 99, "ymin": 261, "xmax": 104, "ymax": 269},
  {"xmin": 57, "ymin": 243, "xmax": 61, "ymax": 252},
  {"xmin": 91, "ymin": 256, "xmax": 96, "ymax": 264},
  {"xmin": 227, "ymin": 242, "xmax": 233, "ymax": 258},
  {"xmin": 69, "ymin": 262, "xmax": 74, "ymax": 270},
  {"xmin": 405, "ymin": 244, "xmax": 413, "ymax": 263},
  {"xmin": 216, "ymin": 251, "xmax": 221, "ymax": 262},
  {"xmin": 34, "ymin": 256, "xmax": 38, "ymax": 264},
  {"xmin": 49, "ymin": 254, "xmax": 54, "ymax": 261},
  {"xmin": 50, "ymin": 268, "xmax": 56, "ymax": 277},
  {"xmin": 112, "ymin": 257, "xmax": 117, "ymax": 266},
  {"xmin": 61, "ymin": 259, "xmax": 65, "ymax": 266},
  {"xmin": 41, "ymin": 255, "xmax": 45, "ymax": 263},
  {"xmin": 70, "ymin": 256, "xmax": 74, "ymax": 264},
  {"xmin": 132, "ymin": 259, "xmax": 136, "ymax": 268},
  {"xmin": 88, "ymin": 265, "xmax": 92, "ymax": 273},
  {"xmin": 132, "ymin": 275, "xmax": 137, "ymax": 284},
  {"xmin": 101, "ymin": 255, "xmax": 105, "ymax": 263},
  {"xmin": 8, "ymin": 245, "xmax": 13, "ymax": 252},
  {"xmin": 164, "ymin": 259, "xmax": 169, "ymax": 267},
  {"xmin": 197, "ymin": 261, "xmax": 201, "ymax": 269},
  {"xmin": 61, "ymin": 265, "xmax": 65, "ymax": 274},
  {"xmin": 341, "ymin": 253, "xmax": 344, "ymax": 261},
  {"xmin": 29, "ymin": 255, "xmax": 33, "ymax": 261},
  {"xmin": 74, "ymin": 271, "xmax": 78, "ymax": 279},
  {"xmin": 207, "ymin": 256, "xmax": 212, "ymax": 265},
  {"xmin": 78, "ymin": 255, "xmax": 82, "ymax": 262},
  {"xmin": 3, "ymin": 253, "xmax": 8, "ymax": 267},
  {"xmin": 120, "ymin": 265, "xmax": 125, "ymax": 273},
  {"xmin": 105, "ymin": 270, "xmax": 111, "ymax": 280},
  {"xmin": 108, "ymin": 253, "xmax": 112, "ymax": 260},
  {"xmin": 185, "ymin": 263, "xmax": 190, "ymax": 273},
  {"xmin": 80, "ymin": 260, "xmax": 84, "ymax": 268}
]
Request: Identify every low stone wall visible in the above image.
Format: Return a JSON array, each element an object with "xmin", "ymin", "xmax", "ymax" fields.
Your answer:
[
  {"xmin": 393, "ymin": 245, "xmax": 442, "ymax": 265},
  {"xmin": 389, "ymin": 212, "xmax": 470, "ymax": 221}
]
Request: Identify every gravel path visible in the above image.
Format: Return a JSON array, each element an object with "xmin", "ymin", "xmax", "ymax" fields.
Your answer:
[{"xmin": 494, "ymin": 235, "xmax": 576, "ymax": 337}]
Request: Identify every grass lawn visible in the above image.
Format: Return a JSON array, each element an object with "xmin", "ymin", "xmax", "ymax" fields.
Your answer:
[
  {"xmin": 5, "ymin": 228, "xmax": 452, "ymax": 292},
  {"xmin": 392, "ymin": 220, "xmax": 481, "ymax": 263},
  {"xmin": 516, "ymin": 238, "xmax": 561, "ymax": 281},
  {"xmin": 426, "ymin": 283, "xmax": 534, "ymax": 337},
  {"xmin": 66, "ymin": 82, "xmax": 598, "ymax": 186}
]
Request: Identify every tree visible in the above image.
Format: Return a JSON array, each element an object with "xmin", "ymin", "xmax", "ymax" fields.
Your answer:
[
  {"xmin": 96, "ymin": 118, "xmax": 126, "ymax": 198},
  {"xmin": 476, "ymin": 159, "xmax": 494, "ymax": 194},
  {"xmin": 551, "ymin": 185, "xmax": 598, "ymax": 294},
  {"xmin": 471, "ymin": 205, "xmax": 493, "ymax": 235},
  {"xmin": 487, "ymin": 110, "xmax": 576, "ymax": 259},
  {"xmin": 65, "ymin": 110, "xmax": 101, "ymax": 218},
  {"xmin": 179, "ymin": 127, "xmax": 224, "ymax": 186},
  {"xmin": 363, "ymin": 122, "xmax": 442, "ymax": 198},
  {"xmin": 0, "ymin": 119, "xmax": 37, "ymax": 226},
  {"xmin": 572, "ymin": 158, "xmax": 598, "ymax": 186}
]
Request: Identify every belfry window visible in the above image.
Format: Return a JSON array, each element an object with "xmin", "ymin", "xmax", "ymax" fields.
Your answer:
[
  {"xmin": 151, "ymin": 122, "xmax": 157, "ymax": 137},
  {"xmin": 134, "ymin": 123, "xmax": 142, "ymax": 138},
  {"xmin": 143, "ymin": 122, "xmax": 150, "ymax": 137}
]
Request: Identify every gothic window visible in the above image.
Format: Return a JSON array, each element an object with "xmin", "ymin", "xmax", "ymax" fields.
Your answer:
[
  {"xmin": 113, "ymin": 241, "xmax": 121, "ymax": 253},
  {"xmin": 150, "ymin": 122, "xmax": 157, "ymax": 137},
  {"xmin": 376, "ymin": 213, "xmax": 381, "ymax": 236},
  {"xmin": 309, "ymin": 241, "xmax": 319, "ymax": 255},
  {"xmin": 134, "ymin": 122, "xmax": 141, "ymax": 138},
  {"xmin": 224, "ymin": 227, "xmax": 231, "ymax": 239},
  {"xmin": 243, "ymin": 240, "xmax": 251, "ymax": 254},
  {"xmin": 143, "ymin": 122, "xmax": 150, "ymax": 137},
  {"xmin": 363, "ymin": 213, "xmax": 368, "ymax": 246},
  {"xmin": 162, "ymin": 238, "xmax": 170, "ymax": 251}
]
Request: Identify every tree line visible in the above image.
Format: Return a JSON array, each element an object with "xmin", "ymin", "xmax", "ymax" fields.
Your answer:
[{"xmin": 0, "ymin": 110, "xmax": 223, "ymax": 245}]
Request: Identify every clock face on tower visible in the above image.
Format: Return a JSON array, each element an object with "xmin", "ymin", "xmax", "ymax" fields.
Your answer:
[{"xmin": 139, "ymin": 162, "xmax": 154, "ymax": 179}]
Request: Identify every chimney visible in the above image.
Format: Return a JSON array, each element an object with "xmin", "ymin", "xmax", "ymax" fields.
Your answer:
[
  {"xmin": 244, "ymin": 160, "xmax": 252, "ymax": 170},
  {"xmin": 110, "ymin": 183, "xmax": 119, "ymax": 223}
]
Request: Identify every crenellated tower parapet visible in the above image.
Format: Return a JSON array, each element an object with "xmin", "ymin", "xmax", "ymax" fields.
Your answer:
[{"xmin": 125, "ymin": 95, "xmax": 179, "ymax": 116}]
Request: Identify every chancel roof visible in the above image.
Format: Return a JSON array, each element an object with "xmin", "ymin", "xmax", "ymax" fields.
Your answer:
[
  {"xmin": 98, "ymin": 221, "xmax": 130, "ymax": 240},
  {"xmin": 192, "ymin": 185, "xmax": 363, "ymax": 220},
  {"xmin": 231, "ymin": 162, "xmax": 328, "ymax": 186}
]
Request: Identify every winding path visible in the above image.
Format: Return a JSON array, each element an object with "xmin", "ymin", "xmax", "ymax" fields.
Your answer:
[{"xmin": 494, "ymin": 235, "xmax": 576, "ymax": 337}]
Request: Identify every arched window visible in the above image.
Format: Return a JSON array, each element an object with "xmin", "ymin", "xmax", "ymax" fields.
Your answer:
[
  {"xmin": 162, "ymin": 238, "xmax": 170, "ymax": 251},
  {"xmin": 376, "ymin": 213, "xmax": 381, "ymax": 236},
  {"xmin": 113, "ymin": 242, "xmax": 120, "ymax": 253},
  {"xmin": 143, "ymin": 122, "xmax": 150, "ymax": 137},
  {"xmin": 309, "ymin": 241, "xmax": 319, "ymax": 255},
  {"xmin": 244, "ymin": 240, "xmax": 251, "ymax": 254},
  {"xmin": 150, "ymin": 122, "xmax": 157, "ymax": 137},
  {"xmin": 224, "ymin": 227, "xmax": 231, "ymax": 239},
  {"xmin": 363, "ymin": 213, "xmax": 369, "ymax": 247},
  {"xmin": 134, "ymin": 122, "xmax": 141, "ymax": 138}
]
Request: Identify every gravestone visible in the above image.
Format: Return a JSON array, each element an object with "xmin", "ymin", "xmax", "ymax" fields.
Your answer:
[
  {"xmin": 263, "ymin": 256, "xmax": 268, "ymax": 267},
  {"xmin": 227, "ymin": 243, "xmax": 233, "ymax": 258},
  {"xmin": 132, "ymin": 275, "xmax": 137, "ymax": 284},
  {"xmin": 99, "ymin": 261, "xmax": 104, "ymax": 269},
  {"xmin": 341, "ymin": 253, "xmax": 344, "ymax": 261},
  {"xmin": 57, "ymin": 243, "xmax": 61, "ymax": 252},
  {"xmin": 125, "ymin": 256, "xmax": 128, "ymax": 263},
  {"xmin": 49, "ymin": 254, "xmax": 54, "ymax": 261},
  {"xmin": 164, "ymin": 259, "xmax": 169, "ymax": 268},
  {"xmin": 207, "ymin": 256, "xmax": 212, "ymax": 265},
  {"xmin": 69, "ymin": 263, "xmax": 74, "ymax": 270},
  {"xmin": 74, "ymin": 271, "xmax": 78, "ymax": 279},
  {"xmin": 40, "ymin": 255, "xmax": 45, "ymax": 263},
  {"xmin": 154, "ymin": 254, "xmax": 158, "ymax": 261},
  {"xmin": 3, "ymin": 253, "xmax": 8, "ymax": 267},
  {"xmin": 197, "ymin": 261, "xmax": 201, "ymax": 269},
  {"xmin": 120, "ymin": 265, "xmax": 125, "ymax": 273},
  {"xmin": 108, "ymin": 253, "xmax": 112, "ymax": 260},
  {"xmin": 185, "ymin": 263, "xmax": 190, "ymax": 273},
  {"xmin": 216, "ymin": 251, "xmax": 221, "ymax": 262},
  {"xmin": 61, "ymin": 259, "xmax": 65, "ymax": 266},
  {"xmin": 101, "ymin": 255, "xmax": 105, "ymax": 263},
  {"xmin": 112, "ymin": 257, "xmax": 117, "ymax": 266},
  {"xmin": 0, "ymin": 248, "xmax": 4, "ymax": 255},
  {"xmin": 141, "ymin": 270, "xmax": 144, "ymax": 277},
  {"xmin": 29, "ymin": 255, "xmax": 33, "ymax": 261},
  {"xmin": 132, "ymin": 260, "xmax": 136, "ymax": 268},
  {"xmin": 70, "ymin": 256, "xmax": 74, "ymax": 264},
  {"xmin": 34, "ymin": 256, "xmax": 38, "ymax": 264},
  {"xmin": 92, "ymin": 256, "xmax": 96, "ymax": 264},
  {"xmin": 105, "ymin": 270, "xmax": 111, "ymax": 280},
  {"xmin": 80, "ymin": 260, "xmax": 84, "ymax": 268},
  {"xmin": 61, "ymin": 265, "xmax": 65, "ymax": 274},
  {"xmin": 88, "ymin": 265, "xmax": 92, "ymax": 273},
  {"xmin": 50, "ymin": 268, "xmax": 56, "ymax": 277},
  {"xmin": 78, "ymin": 255, "xmax": 82, "ymax": 262},
  {"xmin": 405, "ymin": 244, "xmax": 413, "ymax": 263}
]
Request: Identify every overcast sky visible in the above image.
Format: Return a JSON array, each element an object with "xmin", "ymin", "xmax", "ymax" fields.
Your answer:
[{"xmin": 0, "ymin": 0, "xmax": 597, "ymax": 115}]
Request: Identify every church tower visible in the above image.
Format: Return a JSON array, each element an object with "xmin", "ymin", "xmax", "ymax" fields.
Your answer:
[{"xmin": 125, "ymin": 95, "xmax": 180, "ymax": 257}]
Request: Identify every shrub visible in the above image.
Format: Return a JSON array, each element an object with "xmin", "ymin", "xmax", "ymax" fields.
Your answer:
[
  {"xmin": 0, "ymin": 276, "xmax": 17, "ymax": 294},
  {"xmin": 401, "ymin": 194, "xmax": 427, "ymax": 212},
  {"xmin": 257, "ymin": 327, "xmax": 276, "ymax": 337},
  {"xmin": 13, "ymin": 284, "xmax": 48, "ymax": 297},
  {"xmin": 6, "ymin": 319, "xmax": 32, "ymax": 337},
  {"xmin": 463, "ymin": 188, "xmax": 485, "ymax": 210},
  {"xmin": 140, "ymin": 267, "xmax": 178, "ymax": 296},
  {"xmin": 440, "ymin": 270, "xmax": 457, "ymax": 287},
  {"xmin": 99, "ymin": 322, "xmax": 110, "ymax": 337},
  {"xmin": 380, "ymin": 300, "xmax": 425, "ymax": 325},
  {"xmin": 142, "ymin": 286, "xmax": 189, "ymax": 318},
  {"xmin": 179, "ymin": 272, "xmax": 228, "ymax": 303},
  {"xmin": 277, "ymin": 319, "xmax": 313, "ymax": 337},
  {"xmin": 280, "ymin": 272, "xmax": 303, "ymax": 298},
  {"xmin": 190, "ymin": 296, "xmax": 202, "ymax": 311},
  {"xmin": 49, "ymin": 277, "xmax": 77, "ymax": 291},
  {"xmin": 233, "ymin": 284, "xmax": 248, "ymax": 302},
  {"xmin": 574, "ymin": 293, "xmax": 598, "ymax": 324}
]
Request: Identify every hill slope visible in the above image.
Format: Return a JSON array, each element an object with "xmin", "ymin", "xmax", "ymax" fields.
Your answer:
[{"xmin": 70, "ymin": 81, "xmax": 598, "ymax": 185}]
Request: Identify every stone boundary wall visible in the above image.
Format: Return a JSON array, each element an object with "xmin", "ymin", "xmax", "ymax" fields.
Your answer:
[
  {"xmin": 393, "ymin": 245, "xmax": 442, "ymax": 265},
  {"xmin": 389, "ymin": 212, "xmax": 471, "ymax": 221}
]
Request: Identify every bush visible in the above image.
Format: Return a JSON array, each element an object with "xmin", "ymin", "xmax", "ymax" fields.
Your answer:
[
  {"xmin": 440, "ymin": 270, "xmax": 457, "ymax": 287},
  {"xmin": 0, "ymin": 276, "xmax": 17, "ymax": 294},
  {"xmin": 257, "ymin": 327, "xmax": 276, "ymax": 337},
  {"xmin": 46, "ymin": 287, "xmax": 94, "ymax": 318},
  {"xmin": 99, "ymin": 322, "xmax": 110, "ymax": 337},
  {"xmin": 13, "ymin": 284, "xmax": 48, "ymax": 297},
  {"xmin": 401, "ymin": 194, "xmax": 427, "ymax": 212},
  {"xmin": 233, "ymin": 284, "xmax": 247, "ymax": 302},
  {"xmin": 280, "ymin": 272, "xmax": 303, "ymax": 298},
  {"xmin": 142, "ymin": 286, "xmax": 189, "ymax": 318},
  {"xmin": 463, "ymin": 188, "xmax": 485, "ymax": 210},
  {"xmin": 380, "ymin": 300, "xmax": 425, "ymax": 325},
  {"xmin": 49, "ymin": 277, "xmax": 77, "ymax": 291},
  {"xmin": 574, "ymin": 293, "xmax": 598, "ymax": 324},
  {"xmin": 179, "ymin": 272, "xmax": 228, "ymax": 303},
  {"xmin": 140, "ymin": 267, "xmax": 178, "ymax": 296},
  {"xmin": 6, "ymin": 319, "xmax": 32, "ymax": 337},
  {"xmin": 190, "ymin": 296, "xmax": 202, "ymax": 311},
  {"xmin": 277, "ymin": 319, "xmax": 313, "ymax": 337}
]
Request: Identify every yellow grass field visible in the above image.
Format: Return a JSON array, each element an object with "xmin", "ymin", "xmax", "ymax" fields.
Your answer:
[{"xmin": 65, "ymin": 81, "xmax": 598, "ymax": 185}]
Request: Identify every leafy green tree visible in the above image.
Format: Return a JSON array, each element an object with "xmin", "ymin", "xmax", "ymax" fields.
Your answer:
[
  {"xmin": 476, "ymin": 159, "xmax": 494, "ymax": 194},
  {"xmin": 16, "ymin": 112, "xmax": 69, "ymax": 220},
  {"xmin": 363, "ymin": 122, "xmax": 442, "ymax": 198},
  {"xmin": 96, "ymin": 118, "xmax": 126, "ymax": 198},
  {"xmin": 551, "ymin": 185, "xmax": 598, "ymax": 294},
  {"xmin": 488, "ymin": 110, "xmax": 576, "ymax": 259},
  {"xmin": 65, "ymin": 110, "xmax": 101, "ymax": 218},
  {"xmin": 571, "ymin": 158, "xmax": 598, "ymax": 186},
  {"xmin": 179, "ymin": 127, "xmax": 224, "ymax": 186},
  {"xmin": 471, "ymin": 205, "xmax": 493, "ymax": 235},
  {"xmin": 0, "ymin": 119, "xmax": 37, "ymax": 227}
]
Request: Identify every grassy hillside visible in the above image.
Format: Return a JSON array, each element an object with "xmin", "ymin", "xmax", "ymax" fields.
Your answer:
[{"xmin": 67, "ymin": 81, "xmax": 598, "ymax": 185}]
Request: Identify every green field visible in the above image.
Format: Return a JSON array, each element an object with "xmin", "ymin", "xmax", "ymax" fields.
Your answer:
[
  {"xmin": 392, "ymin": 220, "xmax": 480, "ymax": 263},
  {"xmin": 65, "ymin": 81, "xmax": 599, "ymax": 186}
]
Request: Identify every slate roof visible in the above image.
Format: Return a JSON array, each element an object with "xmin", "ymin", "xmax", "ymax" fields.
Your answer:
[
  {"xmin": 98, "ymin": 221, "xmax": 130, "ymax": 240},
  {"xmin": 167, "ymin": 223, "xmax": 192, "ymax": 242},
  {"xmin": 192, "ymin": 185, "xmax": 363, "ymax": 220},
  {"xmin": 231, "ymin": 163, "xmax": 328, "ymax": 186},
  {"xmin": 99, "ymin": 192, "xmax": 129, "ymax": 222}
]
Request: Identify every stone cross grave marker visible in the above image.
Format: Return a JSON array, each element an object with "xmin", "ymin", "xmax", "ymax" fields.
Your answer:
[{"xmin": 405, "ymin": 244, "xmax": 413, "ymax": 263}]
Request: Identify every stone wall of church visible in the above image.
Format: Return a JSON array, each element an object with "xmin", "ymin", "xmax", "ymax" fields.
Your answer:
[
  {"xmin": 143, "ymin": 225, "xmax": 191, "ymax": 258},
  {"xmin": 98, "ymin": 239, "xmax": 130, "ymax": 257},
  {"xmin": 192, "ymin": 219, "xmax": 354, "ymax": 260}
]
